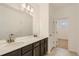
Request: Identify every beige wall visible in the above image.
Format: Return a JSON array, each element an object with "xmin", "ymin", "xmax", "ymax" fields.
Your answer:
[{"xmin": 52, "ymin": 4, "xmax": 79, "ymax": 54}]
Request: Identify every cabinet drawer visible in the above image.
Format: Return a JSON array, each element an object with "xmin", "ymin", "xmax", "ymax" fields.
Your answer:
[
  {"xmin": 22, "ymin": 44, "xmax": 32, "ymax": 55},
  {"xmin": 44, "ymin": 38, "xmax": 48, "ymax": 55},
  {"xmin": 33, "ymin": 46, "xmax": 41, "ymax": 56},
  {"xmin": 22, "ymin": 50, "xmax": 33, "ymax": 56},
  {"xmin": 33, "ymin": 41, "xmax": 40, "ymax": 48},
  {"xmin": 3, "ymin": 49, "xmax": 21, "ymax": 56},
  {"xmin": 40, "ymin": 43, "xmax": 45, "ymax": 56}
]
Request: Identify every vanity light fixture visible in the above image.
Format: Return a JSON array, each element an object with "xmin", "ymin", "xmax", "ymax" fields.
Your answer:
[
  {"xmin": 21, "ymin": 3, "xmax": 34, "ymax": 16},
  {"xmin": 29, "ymin": 7, "xmax": 34, "ymax": 15},
  {"xmin": 26, "ymin": 5, "xmax": 30, "ymax": 11}
]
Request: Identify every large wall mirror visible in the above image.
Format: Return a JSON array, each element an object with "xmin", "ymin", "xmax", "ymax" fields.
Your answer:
[{"xmin": 0, "ymin": 4, "xmax": 33, "ymax": 40}]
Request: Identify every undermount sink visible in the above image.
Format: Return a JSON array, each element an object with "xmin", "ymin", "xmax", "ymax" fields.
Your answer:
[
  {"xmin": 0, "ymin": 39, "xmax": 24, "ymax": 49},
  {"xmin": 0, "ymin": 42, "xmax": 24, "ymax": 50},
  {"xmin": 0, "ymin": 43, "xmax": 7, "ymax": 49},
  {"xmin": 14, "ymin": 37, "xmax": 35, "ymax": 42},
  {"xmin": 15, "ymin": 39, "xmax": 31, "ymax": 42},
  {"xmin": 6, "ymin": 42, "xmax": 24, "ymax": 47}
]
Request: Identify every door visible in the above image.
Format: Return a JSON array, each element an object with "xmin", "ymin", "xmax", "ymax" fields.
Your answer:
[
  {"xmin": 49, "ymin": 17, "xmax": 57, "ymax": 52},
  {"xmin": 56, "ymin": 18, "xmax": 69, "ymax": 49}
]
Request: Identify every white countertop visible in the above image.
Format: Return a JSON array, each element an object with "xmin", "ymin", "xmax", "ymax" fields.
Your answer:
[{"xmin": 0, "ymin": 35, "xmax": 47, "ymax": 56}]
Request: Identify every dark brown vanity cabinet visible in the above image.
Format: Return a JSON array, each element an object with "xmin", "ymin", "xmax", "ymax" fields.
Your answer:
[{"xmin": 2, "ymin": 37, "xmax": 48, "ymax": 56}]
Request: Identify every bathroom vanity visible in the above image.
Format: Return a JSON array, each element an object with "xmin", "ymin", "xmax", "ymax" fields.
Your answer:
[{"xmin": 0, "ymin": 36, "xmax": 48, "ymax": 56}]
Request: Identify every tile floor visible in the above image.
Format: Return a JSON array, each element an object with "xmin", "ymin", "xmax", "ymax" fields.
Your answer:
[{"xmin": 47, "ymin": 48, "xmax": 78, "ymax": 56}]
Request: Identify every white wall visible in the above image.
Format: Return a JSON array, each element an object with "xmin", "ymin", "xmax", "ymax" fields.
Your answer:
[
  {"xmin": 31, "ymin": 3, "xmax": 49, "ymax": 38},
  {"xmin": 30, "ymin": 4, "xmax": 40, "ymax": 36},
  {"xmin": 5, "ymin": 3, "xmax": 21, "ymax": 10},
  {"xmin": 39, "ymin": 4, "xmax": 49, "ymax": 38},
  {"xmin": 52, "ymin": 4, "xmax": 79, "ymax": 54}
]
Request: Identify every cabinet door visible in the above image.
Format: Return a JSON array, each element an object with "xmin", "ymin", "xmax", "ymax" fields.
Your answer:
[
  {"xmin": 33, "ymin": 46, "xmax": 41, "ymax": 56},
  {"xmin": 3, "ymin": 49, "xmax": 21, "ymax": 56},
  {"xmin": 22, "ymin": 50, "xmax": 33, "ymax": 56},
  {"xmin": 22, "ymin": 44, "xmax": 32, "ymax": 55},
  {"xmin": 44, "ymin": 38, "xmax": 48, "ymax": 54},
  {"xmin": 41, "ymin": 43, "xmax": 45, "ymax": 56}
]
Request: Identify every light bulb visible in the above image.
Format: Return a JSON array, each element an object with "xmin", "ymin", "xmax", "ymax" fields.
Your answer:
[
  {"xmin": 26, "ymin": 5, "xmax": 30, "ymax": 11},
  {"xmin": 30, "ymin": 8, "xmax": 34, "ymax": 13}
]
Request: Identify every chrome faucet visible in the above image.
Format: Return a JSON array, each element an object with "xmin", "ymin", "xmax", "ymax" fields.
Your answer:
[{"xmin": 7, "ymin": 34, "xmax": 15, "ymax": 43}]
